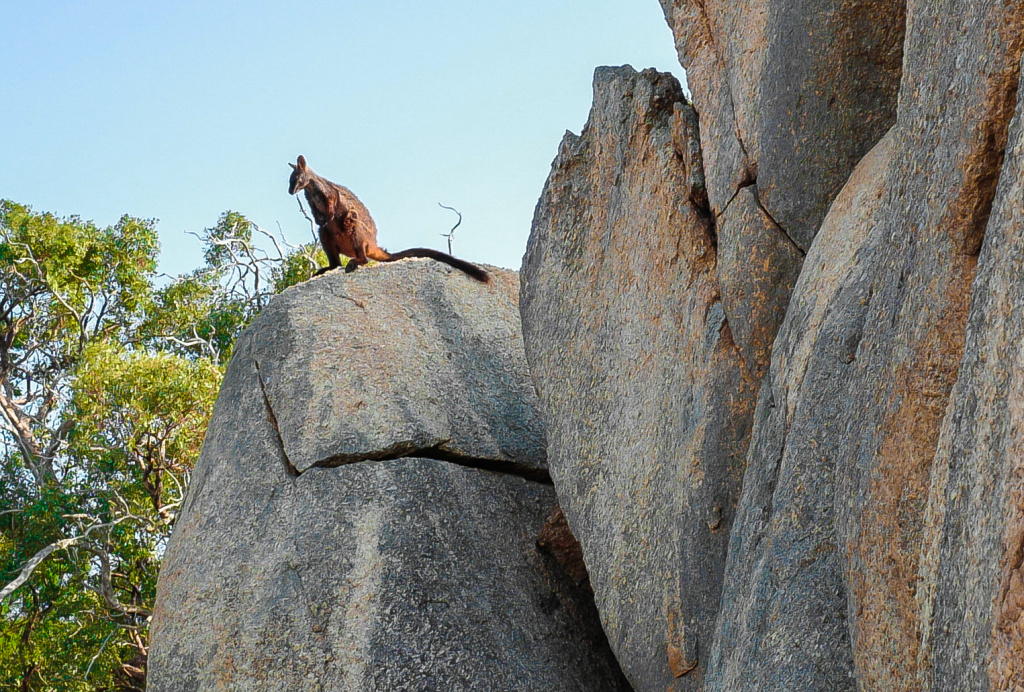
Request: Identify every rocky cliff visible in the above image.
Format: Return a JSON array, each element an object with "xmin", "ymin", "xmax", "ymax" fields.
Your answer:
[
  {"xmin": 147, "ymin": 262, "xmax": 629, "ymax": 691},
  {"xmin": 521, "ymin": 1, "xmax": 1024, "ymax": 691},
  {"xmin": 150, "ymin": 1, "xmax": 1024, "ymax": 689}
]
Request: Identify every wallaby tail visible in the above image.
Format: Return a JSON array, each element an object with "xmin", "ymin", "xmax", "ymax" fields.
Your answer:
[{"xmin": 384, "ymin": 248, "xmax": 490, "ymax": 283}]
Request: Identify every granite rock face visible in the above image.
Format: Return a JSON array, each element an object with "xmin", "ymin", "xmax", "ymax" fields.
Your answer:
[
  {"xmin": 919, "ymin": 51, "xmax": 1024, "ymax": 692},
  {"xmin": 659, "ymin": 0, "xmax": 905, "ymax": 251},
  {"xmin": 147, "ymin": 262, "xmax": 630, "ymax": 691},
  {"xmin": 705, "ymin": 1, "xmax": 1024, "ymax": 689},
  {"xmin": 655, "ymin": 0, "xmax": 904, "ymax": 390},
  {"xmin": 520, "ymin": 1, "xmax": 1024, "ymax": 690},
  {"xmin": 521, "ymin": 66, "xmax": 759, "ymax": 691}
]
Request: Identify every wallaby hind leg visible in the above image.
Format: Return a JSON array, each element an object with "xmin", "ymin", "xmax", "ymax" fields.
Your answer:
[
  {"xmin": 316, "ymin": 222, "xmax": 345, "ymax": 276},
  {"xmin": 345, "ymin": 242, "xmax": 369, "ymax": 273},
  {"xmin": 343, "ymin": 211, "xmax": 368, "ymax": 273}
]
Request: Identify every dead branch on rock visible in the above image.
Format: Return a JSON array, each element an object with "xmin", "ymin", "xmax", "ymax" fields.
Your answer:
[{"xmin": 438, "ymin": 203, "xmax": 462, "ymax": 255}]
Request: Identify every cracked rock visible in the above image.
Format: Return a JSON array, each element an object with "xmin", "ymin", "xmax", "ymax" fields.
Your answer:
[
  {"xmin": 706, "ymin": 2, "xmax": 1024, "ymax": 689},
  {"xmin": 659, "ymin": 0, "xmax": 905, "ymax": 250},
  {"xmin": 251, "ymin": 261, "xmax": 545, "ymax": 475},
  {"xmin": 715, "ymin": 185, "xmax": 803, "ymax": 380},
  {"xmin": 521, "ymin": 65, "xmax": 759, "ymax": 692},
  {"xmin": 148, "ymin": 261, "xmax": 629, "ymax": 691}
]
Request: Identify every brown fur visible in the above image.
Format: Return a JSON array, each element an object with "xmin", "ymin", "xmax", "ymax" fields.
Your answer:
[{"xmin": 288, "ymin": 155, "xmax": 489, "ymax": 282}]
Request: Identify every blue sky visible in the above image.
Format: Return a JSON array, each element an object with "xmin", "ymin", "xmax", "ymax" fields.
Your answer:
[{"xmin": 1, "ymin": 2, "xmax": 684, "ymax": 273}]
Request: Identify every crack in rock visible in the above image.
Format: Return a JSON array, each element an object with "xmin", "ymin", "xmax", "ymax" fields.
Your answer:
[
  {"xmin": 254, "ymin": 359, "xmax": 300, "ymax": 478},
  {"xmin": 750, "ymin": 185, "xmax": 807, "ymax": 258},
  {"xmin": 715, "ymin": 175, "xmax": 805, "ymax": 259},
  {"xmin": 253, "ymin": 360, "xmax": 551, "ymax": 485},
  {"xmin": 325, "ymin": 282, "xmax": 368, "ymax": 309},
  {"xmin": 715, "ymin": 169, "xmax": 757, "ymax": 221},
  {"xmin": 310, "ymin": 441, "xmax": 553, "ymax": 485},
  {"xmin": 716, "ymin": 185, "xmax": 745, "ymax": 221}
]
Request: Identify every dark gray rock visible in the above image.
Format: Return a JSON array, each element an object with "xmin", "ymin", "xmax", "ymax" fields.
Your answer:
[
  {"xmin": 148, "ymin": 262, "xmax": 629, "ymax": 691},
  {"xmin": 521, "ymin": 65, "xmax": 759, "ymax": 692}
]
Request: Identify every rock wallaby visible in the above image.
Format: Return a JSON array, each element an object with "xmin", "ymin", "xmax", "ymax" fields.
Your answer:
[{"xmin": 288, "ymin": 155, "xmax": 489, "ymax": 282}]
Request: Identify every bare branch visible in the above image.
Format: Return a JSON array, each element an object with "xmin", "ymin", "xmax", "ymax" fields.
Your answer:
[
  {"xmin": 251, "ymin": 223, "xmax": 287, "ymax": 262},
  {"xmin": 0, "ymin": 388, "xmax": 54, "ymax": 485},
  {"xmin": 84, "ymin": 630, "xmax": 116, "ymax": 680},
  {"xmin": 297, "ymin": 198, "xmax": 317, "ymax": 242},
  {"xmin": 438, "ymin": 203, "xmax": 462, "ymax": 255},
  {"xmin": 274, "ymin": 222, "xmax": 303, "ymax": 253},
  {"xmin": 0, "ymin": 544, "xmax": 58, "ymax": 601},
  {"xmin": 82, "ymin": 546, "xmax": 153, "ymax": 617},
  {"xmin": 44, "ymin": 419, "xmax": 74, "ymax": 461},
  {"xmin": 0, "ymin": 519, "xmax": 122, "ymax": 603}
]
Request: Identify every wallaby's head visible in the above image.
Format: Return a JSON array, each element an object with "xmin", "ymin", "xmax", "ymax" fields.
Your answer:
[{"xmin": 288, "ymin": 155, "xmax": 313, "ymax": 195}]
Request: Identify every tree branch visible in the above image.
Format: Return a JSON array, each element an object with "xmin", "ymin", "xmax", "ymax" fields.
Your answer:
[
  {"xmin": 297, "ymin": 198, "xmax": 317, "ymax": 242},
  {"xmin": 438, "ymin": 203, "xmax": 462, "ymax": 255},
  {"xmin": 82, "ymin": 546, "xmax": 153, "ymax": 617},
  {"xmin": 0, "ymin": 387, "xmax": 54, "ymax": 485},
  {"xmin": 0, "ymin": 518, "xmax": 132, "ymax": 604}
]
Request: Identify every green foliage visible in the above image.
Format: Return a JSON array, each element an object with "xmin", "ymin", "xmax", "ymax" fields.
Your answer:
[
  {"xmin": 140, "ymin": 269, "xmax": 246, "ymax": 365},
  {"xmin": 201, "ymin": 210, "xmax": 251, "ymax": 269},
  {"xmin": 0, "ymin": 201, "xmax": 313, "ymax": 689},
  {"xmin": 272, "ymin": 242, "xmax": 329, "ymax": 292},
  {"xmin": 70, "ymin": 342, "xmax": 221, "ymax": 509}
]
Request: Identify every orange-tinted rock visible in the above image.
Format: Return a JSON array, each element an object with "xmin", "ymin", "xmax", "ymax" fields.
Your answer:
[
  {"xmin": 536, "ymin": 506, "xmax": 591, "ymax": 588},
  {"xmin": 716, "ymin": 186, "xmax": 803, "ymax": 379},
  {"xmin": 705, "ymin": 1, "xmax": 1024, "ymax": 690},
  {"xmin": 521, "ymin": 66, "xmax": 758, "ymax": 691},
  {"xmin": 919, "ymin": 50, "xmax": 1024, "ymax": 692}
]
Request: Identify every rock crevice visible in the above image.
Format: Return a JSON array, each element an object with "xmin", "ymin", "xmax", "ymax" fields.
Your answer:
[
  {"xmin": 254, "ymin": 358, "xmax": 300, "ymax": 479},
  {"xmin": 150, "ymin": 263, "xmax": 630, "ymax": 691},
  {"xmin": 306, "ymin": 440, "xmax": 554, "ymax": 485}
]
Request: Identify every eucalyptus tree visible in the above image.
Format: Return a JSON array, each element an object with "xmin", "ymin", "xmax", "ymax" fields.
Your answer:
[{"xmin": 0, "ymin": 201, "xmax": 320, "ymax": 690}]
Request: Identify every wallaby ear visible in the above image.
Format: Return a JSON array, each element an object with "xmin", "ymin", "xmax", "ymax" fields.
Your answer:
[
  {"xmin": 297, "ymin": 155, "xmax": 307, "ymax": 169},
  {"xmin": 288, "ymin": 162, "xmax": 297, "ymax": 170}
]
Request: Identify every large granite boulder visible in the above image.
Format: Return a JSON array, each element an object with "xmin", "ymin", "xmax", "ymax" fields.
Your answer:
[
  {"xmin": 918, "ymin": 51, "xmax": 1024, "ymax": 692},
  {"xmin": 148, "ymin": 261, "xmax": 629, "ymax": 691},
  {"xmin": 659, "ymin": 0, "xmax": 905, "ymax": 250},
  {"xmin": 657, "ymin": 0, "xmax": 904, "ymax": 382},
  {"xmin": 522, "ymin": 1, "xmax": 1024, "ymax": 689},
  {"xmin": 704, "ymin": 1, "xmax": 1024, "ymax": 690},
  {"xmin": 521, "ymin": 66, "xmax": 759, "ymax": 691}
]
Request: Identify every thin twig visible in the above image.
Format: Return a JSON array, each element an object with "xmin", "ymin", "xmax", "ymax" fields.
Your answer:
[
  {"xmin": 297, "ymin": 198, "xmax": 317, "ymax": 242},
  {"xmin": 438, "ymin": 203, "xmax": 462, "ymax": 255},
  {"xmin": 84, "ymin": 630, "xmax": 116, "ymax": 679}
]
